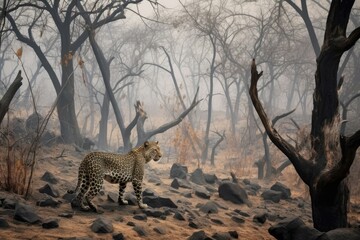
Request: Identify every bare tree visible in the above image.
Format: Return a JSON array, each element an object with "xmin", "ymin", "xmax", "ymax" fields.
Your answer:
[{"xmin": 250, "ymin": 1, "xmax": 360, "ymax": 231}]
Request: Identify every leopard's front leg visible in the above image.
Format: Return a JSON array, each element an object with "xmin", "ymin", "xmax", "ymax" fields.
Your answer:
[{"xmin": 132, "ymin": 179, "xmax": 147, "ymax": 209}]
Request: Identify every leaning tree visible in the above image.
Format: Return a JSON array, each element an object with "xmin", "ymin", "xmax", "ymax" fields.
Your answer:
[{"xmin": 250, "ymin": 0, "xmax": 360, "ymax": 231}]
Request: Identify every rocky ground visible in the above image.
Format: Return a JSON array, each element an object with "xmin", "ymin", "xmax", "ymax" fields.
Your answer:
[{"xmin": 0, "ymin": 145, "xmax": 359, "ymax": 240}]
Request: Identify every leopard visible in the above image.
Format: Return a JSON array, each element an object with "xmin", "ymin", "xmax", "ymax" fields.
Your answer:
[{"xmin": 68, "ymin": 141, "xmax": 162, "ymax": 213}]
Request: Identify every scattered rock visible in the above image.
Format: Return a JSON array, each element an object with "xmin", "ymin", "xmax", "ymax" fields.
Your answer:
[
  {"xmin": 188, "ymin": 230, "xmax": 209, "ymax": 240},
  {"xmin": 170, "ymin": 163, "xmax": 188, "ymax": 179},
  {"xmin": 107, "ymin": 192, "xmax": 118, "ymax": 203},
  {"xmin": 58, "ymin": 212, "xmax": 73, "ymax": 218},
  {"xmin": 243, "ymin": 179, "xmax": 251, "ymax": 185},
  {"xmin": 127, "ymin": 221, "xmax": 136, "ymax": 226},
  {"xmin": 14, "ymin": 203, "xmax": 41, "ymax": 224},
  {"xmin": 143, "ymin": 208, "xmax": 165, "ymax": 218},
  {"xmin": 147, "ymin": 174, "xmax": 162, "ymax": 185},
  {"xmin": 133, "ymin": 214, "xmax": 147, "ymax": 221},
  {"xmin": 112, "ymin": 233, "xmax": 125, "ymax": 240},
  {"xmin": 173, "ymin": 211, "xmax": 186, "ymax": 221},
  {"xmin": 39, "ymin": 184, "xmax": 59, "ymax": 198},
  {"xmin": 188, "ymin": 220, "xmax": 201, "ymax": 229},
  {"xmin": 37, "ymin": 196, "xmax": 61, "ymax": 208},
  {"xmin": 91, "ymin": 217, "xmax": 114, "ymax": 233},
  {"xmin": 41, "ymin": 171, "xmax": 58, "ymax": 184},
  {"xmin": 211, "ymin": 218, "xmax": 224, "ymax": 225},
  {"xmin": 218, "ymin": 182, "xmax": 250, "ymax": 206},
  {"xmin": 0, "ymin": 218, "xmax": 10, "ymax": 228},
  {"xmin": 143, "ymin": 196, "xmax": 177, "ymax": 208},
  {"xmin": 324, "ymin": 228, "xmax": 360, "ymax": 240},
  {"xmin": 253, "ymin": 213, "xmax": 267, "ymax": 224},
  {"xmin": 42, "ymin": 218, "xmax": 59, "ymax": 229},
  {"xmin": 190, "ymin": 168, "xmax": 207, "ymax": 185},
  {"xmin": 171, "ymin": 178, "xmax": 192, "ymax": 189},
  {"xmin": 228, "ymin": 230, "xmax": 238, "ymax": 239},
  {"xmin": 261, "ymin": 190, "xmax": 282, "ymax": 203},
  {"xmin": 3, "ymin": 198, "xmax": 16, "ymax": 209},
  {"xmin": 231, "ymin": 215, "xmax": 245, "ymax": 224},
  {"xmin": 204, "ymin": 173, "xmax": 218, "ymax": 184},
  {"xmin": 142, "ymin": 188, "xmax": 156, "ymax": 197},
  {"xmin": 182, "ymin": 192, "xmax": 193, "ymax": 198},
  {"xmin": 62, "ymin": 192, "xmax": 76, "ymax": 203},
  {"xmin": 194, "ymin": 185, "xmax": 211, "ymax": 199},
  {"xmin": 154, "ymin": 226, "xmax": 166, "ymax": 234},
  {"xmin": 233, "ymin": 209, "xmax": 250, "ymax": 217},
  {"xmin": 133, "ymin": 225, "xmax": 147, "ymax": 236},
  {"xmin": 199, "ymin": 201, "xmax": 218, "ymax": 214},
  {"xmin": 270, "ymin": 182, "xmax": 291, "ymax": 199},
  {"xmin": 212, "ymin": 232, "xmax": 232, "ymax": 240}
]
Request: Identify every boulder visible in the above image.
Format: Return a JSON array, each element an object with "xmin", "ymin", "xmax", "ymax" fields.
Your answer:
[
  {"xmin": 133, "ymin": 225, "xmax": 147, "ymax": 236},
  {"xmin": 188, "ymin": 230, "xmax": 209, "ymax": 240},
  {"xmin": 41, "ymin": 171, "xmax": 58, "ymax": 184},
  {"xmin": 39, "ymin": 184, "xmax": 59, "ymax": 198},
  {"xmin": 42, "ymin": 219, "xmax": 59, "ymax": 229},
  {"xmin": 171, "ymin": 178, "xmax": 192, "ymax": 189},
  {"xmin": 36, "ymin": 196, "xmax": 61, "ymax": 208},
  {"xmin": 14, "ymin": 203, "xmax": 41, "ymax": 224},
  {"xmin": 218, "ymin": 182, "xmax": 250, "ymax": 206},
  {"xmin": 170, "ymin": 163, "xmax": 188, "ymax": 179},
  {"xmin": 204, "ymin": 173, "xmax": 218, "ymax": 184},
  {"xmin": 143, "ymin": 196, "xmax": 177, "ymax": 208},
  {"xmin": 190, "ymin": 168, "xmax": 207, "ymax": 185},
  {"xmin": 199, "ymin": 201, "xmax": 218, "ymax": 214},
  {"xmin": 261, "ymin": 189, "xmax": 282, "ymax": 203},
  {"xmin": 270, "ymin": 182, "xmax": 291, "ymax": 199},
  {"xmin": 91, "ymin": 217, "xmax": 114, "ymax": 233}
]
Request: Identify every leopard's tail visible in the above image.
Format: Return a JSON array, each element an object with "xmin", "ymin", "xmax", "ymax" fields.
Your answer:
[{"xmin": 67, "ymin": 170, "xmax": 84, "ymax": 194}]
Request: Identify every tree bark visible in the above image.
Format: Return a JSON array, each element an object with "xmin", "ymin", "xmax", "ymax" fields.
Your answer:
[{"xmin": 0, "ymin": 70, "xmax": 22, "ymax": 124}]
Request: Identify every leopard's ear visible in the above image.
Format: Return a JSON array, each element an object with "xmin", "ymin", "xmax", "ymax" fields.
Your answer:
[{"xmin": 144, "ymin": 141, "xmax": 149, "ymax": 147}]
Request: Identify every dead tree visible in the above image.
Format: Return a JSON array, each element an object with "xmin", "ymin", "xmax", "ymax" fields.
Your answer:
[
  {"xmin": 0, "ymin": 71, "xmax": 22, "ymax": 124},
  {"xmin": 210, "ymin": 131, "xmax": 225, "ymax": 166},
  {"xmin": 250, "ymin": 1, "xmax": 360, "ymax": 231}
]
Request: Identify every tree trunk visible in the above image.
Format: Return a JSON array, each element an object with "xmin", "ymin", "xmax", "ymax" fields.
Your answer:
[
  {"xmin": 0, "ymin": 70, "xmax": 22, "ymax": 124},
  {"xmin": 98, "ymin": 93, "xmax": 110, "ymax": 149}
]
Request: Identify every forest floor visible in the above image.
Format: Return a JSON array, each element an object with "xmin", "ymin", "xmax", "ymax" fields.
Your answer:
[{"xmin": 0, "ymin": 144, "xmax": 359, "ymax": 240}]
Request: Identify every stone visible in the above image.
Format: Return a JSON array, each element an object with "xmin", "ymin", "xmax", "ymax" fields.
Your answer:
[
  {"xmin": 143, "ymin": 208, "xmax": 165, "ymax": 218},
  {"xmin": 173, "ymin": 211, "xmax": 186, "ymax": 221},
  {"xmin": 188, "ymin": 230, "xmax": 208, "ymax": 240},
  {"xmin": 143, "ymin": 196, "xmax": 177, "ymax": 208},
  {"xmin": 133, "ymin": 214, "xmax": 147, "ymax": 221},
  {"xmin": 211, "ymin": 218, "xmax": 224, "ymax": 225},
  {"xmin": 107, "ymin": 192, "xmax": 118, "ymax": 203},
  {"xmin": 204, "ymin": 173, "xmax": 218, "ymax": 184},
  {"xmin": 171, "ymin": 178, "xmax": 192, "ymax": 189},
  {"xmin": 133, "ymin": 225, "xmax": 147, "ymax": 236},
  {"xmin": 270, "ymin": 182, "xmax": 291, "ymax": 199},
  {"xmin": 62, "ymin": 192, "xmax": 76, "ymax": 203},
  {"xmin": 42, "ymin": 218, "xmax": 59, "ymax": 229},
  {"xmin": 0, "ymin": 218, "xmax": 10, "ymax": 228},
  {"xmin": 253, "ymin": 213, "xmax": 267, "ymax": 224},
  {"xmin": 154, "ymin": 226, "xmax": 166, "ymax": 234},
  {"xmin": 212, "ymin": 232, "xmax": 232, "ymax": 240},
  {"xmin": 231, "ymin": 215, "xmax": 245, "ymax": 224},
  {"xmin": 39, "ymin": 184, "xmax": 59, "ymax": 198},
  {"xmin": 199, "ymin": 201, "xmax": 218, "ymax": 214},
  {"xmin": 189, "ymin": 220, "xmax": 201, "ymax": 229},
  {"xmin": 3, "ymin": 198, "xmax": 16, "ymax": 209},
  {"xmin": 41, "ymin": 171, "xmax": 58, "ymax": 184},
  {"xmin": 268, "ymin": 217, "xmax": 322, "ymax": 240},
  {"xmin": 218, "ymin": 182, "xmax": 250, "ymax": 205},
  {"xmin": 194, "ymin": 186, "xmax": 211, "ymax": 199},
  {"xmin": 190, "ymin": 168, "xmax": 207, "ymax": 185},
  {"xmin": 37, "ymin": 196, "xmax": 61, "ymax": 208},
  {"xmin": 228, "ymin": 230, "xmax": 238, "ymax": 238},
  {"xmin": 58, "ymin": 212, "xmax": 73, "ymax": 218},
  {"xmin": 261, "ymin": 189, "xmax": 282, "ymax": 203},
  {"xmin": 142, "ymin": 188, "xmax": 156, "ymax": 197},
  {"xmin": 233, "ymin": 209, "xmax": 250, "ymax": 217},
  {"xmin": 324, "ymin": 228, "xmax": 360, "ymax": 240},
  {"xmin": 170, "ymin": 163, "xmax": 188, "ymax": 179},
  {"xmin": 14, "ymin": 203, "xmax": 41, "ymax": 224},
  {"xmin": 91, "ymin": 217, "xmax": 114, "ymax": 233},
  {"xmin": 112, "ymin": 233, "xmax": 125, "ymax": 240}
]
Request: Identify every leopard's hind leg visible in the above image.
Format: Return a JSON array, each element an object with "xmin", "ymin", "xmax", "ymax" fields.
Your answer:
[
  {"xmin": 85, "ymin": 172, "xmax": 104, "ymax": 213},
  {"xmin": 74, "ymin": 170, "xmax": 91, "ymax": 211},
  {"xmin": 118, "ymin": 182, "xmax": 128, "ymax": 205}
]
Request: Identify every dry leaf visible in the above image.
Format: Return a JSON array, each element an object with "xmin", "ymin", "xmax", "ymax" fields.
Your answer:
[{"xmin": 16, "ymin": 47, "xmax": 23, "ymax": 59}]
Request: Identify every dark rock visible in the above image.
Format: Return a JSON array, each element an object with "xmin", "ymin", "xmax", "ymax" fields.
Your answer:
[
  {"xmin": 0, "ymin": 218, "xmax": 10, "ymax": 228},
  {"xmin": 3, "ymin": 198, "xmax": 16, "ymax": 209},
  {"xmin": 248, "ymin": 182, "xmax": 261, "ymax": 191},
  {"xmin": 189, "ymin": 220, "xmax": 201, "ymax": 229},
  {"xmin": 170, "ymin": 163, "xmax": 188, "ymax": 179},
  {"xmin": 62, "ymin": 192, "xmax": 76, "ymax": 203},
  {"xmin": 133, "ymin": 214, "xmax": 147, "ymax": 221},
  {"xmin": 91, "ymin": 217, "xmax": 114, "ymax": 233},
  {"xmin": 39, "ymin": 184, "xmax": 59, "ymax": 198},
  {"xmin": 173, "ymin": 211, "xmax": 186, "ymax": 221},
  {"xmin": 253, "ymin": 213, "xmax": 267, "ymax": 224},
  {"xmin": 231, "ymin": 216, "xmax": 245, "ymax": 224},
  {"xmin": 14, "ymin": 203, "xmax": 41, "ymax": 224},
  {"xmin": 199, "ymin": 201, "xmax": 218, "ymax": 214},
  {"xmin": 212, "ymin": 232, "xmax": 232, "ymax": 240},
  {"xmin": 323, "ymin": 228, "xmax": 360, "ymax": 240},
  {"xmin": 42, "ymin": 218, "xmax": 59, "ymax": 229},
  {"xmin": 143, "ymin": 208, "xmax": 165, "ymax": 218},
  {"xmin": 261, "ymin": 190, "xmax": 282, "ymax": 203},
  {"xmin": 188, "ymin": 230, "xmax": 208, "ymax": 240},
  {"xmin": 171, "ymin": 178, "xmax": 192, "ymax": 189},
  {"xmin": 234, "ymin": 209, "xmax": 250, "ymax": 217},
  {"xmin": 268, "ymin": 217, "xmax": 322, "ymax": 240},
  {"xmin": 143, "ymin": 196, "xmax": 177, "ymax": 208},
  {"xmin": 243, "ymin": 179, "xmax": 251, "ymax": 185},
  {"xmin": 190, "ymin": 168, "xmax": 207, "ymax": 185},
  {"xmin": 124, "ymin": 193, "xmax": 137, "ymax": 205},
  {"xmin": 270, "ymin": 182, "xmax": 291, "ymax": 199},
  {"xmin": 37, "ymin": 196, "xmax": 61, "ymax": 208},
  {"xmin": 204, "ymin": 173, "xmax": 218, "ymax": 184},
  {"xmin": 194, "ymin": 186, "xmax": 211, "ymax": 199},
  {"xmin": 133, "ymin": 225, "xmax": 147, "ymax": 236},
  {"xmin": 41, "ymin": 171, "xmax": 58, "ymax": 184},
  {"xmin": 228, "ymin": 230, "xmax": 238, "ymax": 239},
  {"xmin": 154, "ymin": 226, "xmax": 166, "ymax": 234},
  {"xmin": 182, "ymin": 192, "xmax": 192, "ymax": 198},
  {"xmin": 147, "ymin": 174, "xmax": 162, "ymax": 185},
  {"xmin": 112, "ymin": 233, "xmax": 125, "ymax": 240},
  {"xmin": 127, "ymin": 221, "xmax": 136, "ymax": 226},
  {"xmin": 218, "ymin": 182, "xmax": 250, "ymax": 206},
  {"xmin": 211, "ymin": 218, "xmax": 224, "ymax": 225}
]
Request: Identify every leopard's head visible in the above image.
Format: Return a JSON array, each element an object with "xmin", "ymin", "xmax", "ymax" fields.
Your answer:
[{"xmin": 143, "ymin": 141, "xmax": 162, "ymax": 162}]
